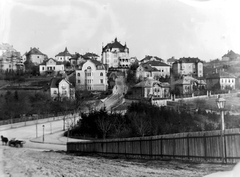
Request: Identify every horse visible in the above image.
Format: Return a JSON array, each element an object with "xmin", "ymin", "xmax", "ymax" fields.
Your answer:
[{"xmin": 1, "ymin": 135, "xmax": 8, "ymax": 145}]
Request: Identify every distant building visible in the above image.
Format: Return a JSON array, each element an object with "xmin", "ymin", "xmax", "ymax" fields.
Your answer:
[
  {"xmin": 55, "ymin": 47, "xmax": 72, "ymax": 62},
  {"xmin": 50, "ymin": 77, "xmax": 75, "ymax": 100},
  {"xmin": 129, "ymin": 57, "xmax": 138, "ymax": 66},
  {"xmin": 101, "ymin": 38, "xmax": 129, "ymax": 68},
  {"xmin": 0, "ymin": 43, "xmax": 24, "ymax": 72},
  {"xmin": 26, "ymin": 47, "xmax": 47, "ymax": 65},
  {"xmin": 39, "ymin": 58, "xmax": 65, "ymax": 76},
  {"xmin": 222, "ymin": 50, "xmax": 240, "ymax": 61},
  {"xmin": 76, "ymin": 59, "xmax": 108, "ymax": 91},
  {"xmin": 172, "ymin": 57, "xmax": 203, "ymax": 78},
  {"xmin": 167, "ymin": 57, "xmax": 177, "ymax": 67},
  {"xmin": 136, "ymin": 60, "xmax": 170, "ymax": 81},
  {"xmin": 130, "ymin": 78, "xmax": 170, "ymax": 99},
  {"xmin": 139, "ymin": 55, "xmax": 164, "ymax": 64},
  {"xmin": 206, "ymin": 71, "xmax": 236, "ymax": 90},
  {"xmin": 83, "ymin": 52, "xmax": 100, "ymax": 61}
]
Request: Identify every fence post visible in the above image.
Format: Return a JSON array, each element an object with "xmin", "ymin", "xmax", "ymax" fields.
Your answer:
[
  {"xmin": 187, "ymin": 134, "xmax": 190, "ymax": 160},
  {"xmin": 161, "ymin": 137, "xmax": 163, "ymax": 159},
  {"xmin": 204, "ymin": 133, "xmax": 207, "ymax": 161}
]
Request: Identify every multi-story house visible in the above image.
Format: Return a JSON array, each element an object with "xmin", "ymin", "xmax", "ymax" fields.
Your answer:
[
  {"xmin": 0, "ymin": 43, "xmax": 23, "ymax": 72},
  {"xmin": 50, "ymin": 77, "xmax": 75, "ymax": 100},
  {"xmin": 206, "ymin": 71, "xmax": 236, "ymax": 91},
  {"xmin": 83, "ymin": 52, "xmax": 100, "ymax": 61},
  {"xmin": 55, "ymin": 47, "xmax": 72, "ymax": 62},
  {"xmin": 75, "ymin": 59, "xmax": 108, "ymax": 91},
  {"xmin": 101, "ymin": 38, "xmax": 129, "ymax": 68},
  {"xmin": 172, "ymin": 57, "xmax": 203, "ymax": 78},
  {"xmin": 139, "ymin": 55, "xmax": 164, "ymax": 64},
  {"xmin": 130, "ymin": 78, "xmax": 170, "ymax": 99},
  {"xmin": 39, "ymin": 58, "xmax": 65, "ymax": 76},
  {"xmin": 136, "ymin": 61, "xmax": 170, "ymax": 81},
  {"xmin": 26, "ymin": 47, "xmax": 47, "ymax": 65},
  {"xmin": 172, "ymin": 76, "xmax": 206, "ymax": 95}
]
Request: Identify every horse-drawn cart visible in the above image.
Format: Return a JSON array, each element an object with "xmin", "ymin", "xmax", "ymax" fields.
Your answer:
[{"xmin": 8, "ymin": 138, "xmax": 26, "ymax": 147}]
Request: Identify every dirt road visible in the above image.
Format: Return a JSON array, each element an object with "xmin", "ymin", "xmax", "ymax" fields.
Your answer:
[{"xmin": 0, "ymin": 146, "xmax": 234, "ymax": 177}]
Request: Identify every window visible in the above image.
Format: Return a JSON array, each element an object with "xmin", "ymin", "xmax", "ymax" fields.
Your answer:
[
  {"xmin": 37, "ymin": 56, "xmax": 39, "ymax": 58},
  {"xmin": 100, "ymin": 79, "xmax": 103, "ymax": 83},
  {"xmin": 54, "ymin": 90, "xmax": 57, "ymax": 94},
  {"xmin": 78, "ymin": 80, "xmax": 80, "ymax": 83},
  {"xmin": 77, "ymin": 73, "xmax": 80, "ymax": 76},
  {"xmin": 53, "ymin": 67, "xmax": 55, "ymax": 70},
  {"xmin": 42, "ymin": 67, "xmax": 44, "ymax": 70}
]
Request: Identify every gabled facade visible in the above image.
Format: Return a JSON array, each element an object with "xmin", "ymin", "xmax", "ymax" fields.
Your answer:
[
  {"xmin": 206, "ymin": 71, "xmax": 236, "ymax": 90},
  {"xmin": 130, "ymin": 78, "xmax": 170, "ymax": 99},
  {"xmin": 50, "ymin": 78, "xmax": 75, "ymax": 100},
  {"xmin": 101, "ymin": 38, "xmax": 129, "ymax": 68},
  {"xmin": 26, "ymin": 47, "xmax": 47, "ymax": 65},
  {"xmin": 55, "ymin": 47, "xmax": 72, "ymax": 62},
  {"xmin": 136, "ymin": 61, "xmax": 170, "ymax": 81},
  {"xmin": 76, "ymin": 59, "xmax": 108, "ymax": 91},
  {"xmin": 172, "ymin": 57, "xmax": 203, "ymax": 78},
  {"xmin": 39, "ymin": 58, "xmax": 64, "ymax": 76}
]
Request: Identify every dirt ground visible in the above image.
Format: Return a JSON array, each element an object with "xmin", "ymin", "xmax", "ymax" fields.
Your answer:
[{"xmin": 0, "ymin": 147, "xmax": 235, "ymax": 177}]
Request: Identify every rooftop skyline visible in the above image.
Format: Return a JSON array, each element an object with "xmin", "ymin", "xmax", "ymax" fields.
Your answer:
[{"xmin": 1, "ymin": 0, "xmax": 240, "ymax": 61}]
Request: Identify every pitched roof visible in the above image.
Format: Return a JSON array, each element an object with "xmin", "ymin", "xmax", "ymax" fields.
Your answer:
[
  {"xmin": 140, "ymin": 63, "xmax": 158, "ymax": 72},
  {"xmin": 176, "ymin": 57, "xmax": 202, "ymax": 63},
  {"xmin": 83, "ymin": 52, "xmax": 99, "ymax": 58},
  {"xmin": 145, "ymin": 60, "xmax": 170, "ymax": 67},
  {"xmin": 140, "ymin": 55, "xmax": 164, "ymax": 63},
  {"xmin": 50, "ymin": 77, "xmax": 74, "ymax": 88},
  {"xmin": 102, "ymin": 38, "xmax": 128, "ymax": 52},
  {"xmin": 167, "ymin": 57, "xmax": 177, "ymax": 63},
  {"xmin": 27, "ymin": 47, "xmax": 45, "ymax": 56},
  {"xmin": 55, "ymin": 47, "xmax": 72, "ymax": 57},
  {"xmin": 39, "ymin": 58, "xmax": 63, "ymax": 65},
  {"xmin": 206, "ymin": 71, "xmax": 236, "ymax": 79}
]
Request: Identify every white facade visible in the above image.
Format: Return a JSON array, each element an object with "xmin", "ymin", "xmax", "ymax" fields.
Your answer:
[
  {"xmin": 76, "ymin": 60, "xmax": 108, "ymax": 91},
  {"xmin": 39, "ymin": 58, "xmax": 64, "ymax": 75},
  {"xmin": 50, "ymin": 78, "xmax": 75, "ymax": 100},
  {"xmin": 102, "ymin": 38, "xmax": 130, "ymax": 68}
]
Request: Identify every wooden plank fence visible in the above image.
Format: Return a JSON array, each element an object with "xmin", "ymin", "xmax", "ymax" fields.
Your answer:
[{"xmin": 67, "ymin": 128, "xmax": 240, "ymax": 163}]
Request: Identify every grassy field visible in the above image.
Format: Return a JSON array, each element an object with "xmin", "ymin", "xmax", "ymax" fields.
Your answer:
[{"xmin": 184, "ymin": 94, "xmax": 240, "ymax": 113}]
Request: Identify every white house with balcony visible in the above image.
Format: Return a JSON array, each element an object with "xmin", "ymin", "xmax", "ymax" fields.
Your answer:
[
  {"xmin": 101, "ymin": 38, "xmax": 129, "ymax": 68},
  {"xmin": 75, "ymin": 59, "xmax": 108, "ymax": 91},
  {"xmin": 39, "ymin": 58, "xmax": 64, "ymax": 76}
]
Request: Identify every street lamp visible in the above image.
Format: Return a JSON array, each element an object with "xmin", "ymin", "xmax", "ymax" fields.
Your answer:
[
  {"xmin": 216, "ymin": 95, "xmax": 226, "ymax": 163},
  {"xmin": 42, "ymin": 125, "xmax": 45, "ymax": 142}
]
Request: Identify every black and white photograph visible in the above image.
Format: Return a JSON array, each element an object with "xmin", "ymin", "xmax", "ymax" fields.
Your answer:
[{"xmin": 0, "ymin": 0, "xmax": 240, "ymax": 176}]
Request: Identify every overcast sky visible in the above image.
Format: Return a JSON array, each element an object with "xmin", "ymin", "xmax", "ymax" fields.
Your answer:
[{"xmin": 1, "ymin": 0, "xmax": 240, "ymax": 61}]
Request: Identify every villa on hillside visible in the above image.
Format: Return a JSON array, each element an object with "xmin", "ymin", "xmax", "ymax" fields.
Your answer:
[
  {"xmin": 172, "ymin": 76, "xmax": 206, "ymax": 95},
  {"xmin": 222, "ymin": 50, "xmax": 240, "ymax": 61},
  {"xmin": 25, "ymin": 47, "xmax": 47, "ymax": 65},
  {"xmin": 128, "ymin": 78, "xmax": 170, "ymax": 99},
  {"xmin": 172, "ymin": 57, "xmax": 203, "ymax": 78},
  {"xmin": 136, "ymin": 61, "xmax": 170, "ymax": 81},
  {"xmin": 39, "ymin": 58, "xmax": 65, "ymax": 76},
  {"xmin": 206, "ymin": 71, "xmax": 236, "ymax": 91},
  {"xmin": 50, "ymin": 77, "xmax": 75, "ymax": 100},
  {"xmin": 101, "ymin": 38, "xmax": 129, "ymax": 68},
  {"xmin": 75, "ymin": 59, "xmax": 108, "ymax": 91},
  {"xmin": 55, "ymin": 47, "xmax": 72, "ymax": 62}
]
